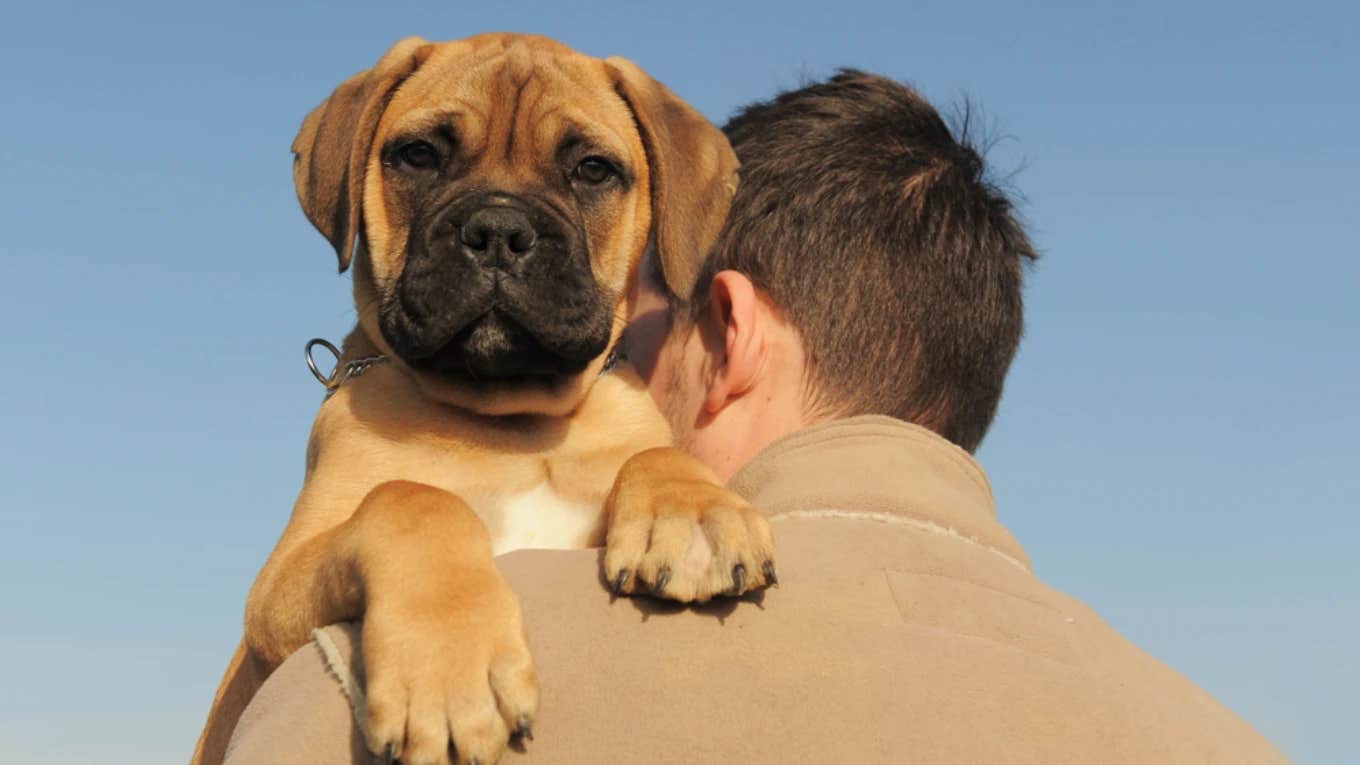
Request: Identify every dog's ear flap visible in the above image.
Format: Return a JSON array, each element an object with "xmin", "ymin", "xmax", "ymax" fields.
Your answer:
[
  {"xmin": 607, "ymin": 57, "xmax": 739, "ymax": 301},
  {"xmin": 292, "ymin": 37, "xmax": 433, "ymax": 272}
]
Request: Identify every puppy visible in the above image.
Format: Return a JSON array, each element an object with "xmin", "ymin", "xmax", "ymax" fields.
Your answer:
[{"xmin": 192, "ymin": 33, "xmax": 774, "ymax": 765}]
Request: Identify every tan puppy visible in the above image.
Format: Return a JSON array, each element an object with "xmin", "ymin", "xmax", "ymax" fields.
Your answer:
[{"xmin": 192, "ymin": 34, "xmax": 775, "ymax": 765}]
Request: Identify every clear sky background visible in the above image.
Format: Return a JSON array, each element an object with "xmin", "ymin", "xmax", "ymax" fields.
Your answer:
[{"xmin": 1, "ymin": 1, "xmax": 1354, "ymax": 762}]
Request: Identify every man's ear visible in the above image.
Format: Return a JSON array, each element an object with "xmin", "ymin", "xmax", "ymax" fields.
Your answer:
[
  {"xmin": 291, "ymin": 37, "xmax": 433, "ymax": 272},
  {"xmin": 607, "ymin": 57, "xmax": 739, "ymax": 301},
  {"xmin": 701, "ymin": 270, "xmax": 764, "ymax": 414}
]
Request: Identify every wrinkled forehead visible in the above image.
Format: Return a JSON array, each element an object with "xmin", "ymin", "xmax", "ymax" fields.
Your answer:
[{"xmin": 379, "ymin": 39, "xmax": 641, "ymax": 164}]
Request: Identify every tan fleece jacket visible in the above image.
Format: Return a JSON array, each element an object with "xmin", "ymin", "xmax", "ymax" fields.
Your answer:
[{"xmin": 223, "ymin": 416, "xmax": 1288, "ymax": 764}]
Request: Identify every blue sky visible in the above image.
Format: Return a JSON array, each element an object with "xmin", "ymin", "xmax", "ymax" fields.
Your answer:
[{"xmin": 1, "ymin": 1, "xmax": 1354, "ymax": 762}]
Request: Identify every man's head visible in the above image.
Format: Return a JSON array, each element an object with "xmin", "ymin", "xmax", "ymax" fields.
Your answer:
[{"xmin": 624, "ymin": 70, "xmax": 1035, "ymax": 479}]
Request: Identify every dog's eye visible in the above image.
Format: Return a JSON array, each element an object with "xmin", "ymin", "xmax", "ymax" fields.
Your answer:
[
  {"xmin": 396, "ymin": 141, "xmax": 440, "ymax": 170},
  {"xmin": 572, "ymin": 157, "xmax": 617, "ymax": 185}
]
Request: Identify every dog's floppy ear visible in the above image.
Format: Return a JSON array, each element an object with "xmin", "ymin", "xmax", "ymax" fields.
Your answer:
[
  {"xmin": 292, "ymin": 37, "xmax": 433, "ymax": 272},
  {"xmin": 607, "ymin": 57, "xmax": 739, "ymax": 301}
]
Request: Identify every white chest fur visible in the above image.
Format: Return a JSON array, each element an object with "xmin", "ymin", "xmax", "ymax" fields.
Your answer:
[{"xmin": 470, "ymin": 481, "xmax": 606, "ymax": 556}]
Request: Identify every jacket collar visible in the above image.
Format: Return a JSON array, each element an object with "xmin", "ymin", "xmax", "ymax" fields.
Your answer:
[{"xmin": 727, "ymin": 415, "xmax": 1031, "ymax": 571}]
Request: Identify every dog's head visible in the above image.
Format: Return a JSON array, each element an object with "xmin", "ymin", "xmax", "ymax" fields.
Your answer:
[{"xmin": 292, "ymin": 34, "xmax": 736, "ymax": 416}]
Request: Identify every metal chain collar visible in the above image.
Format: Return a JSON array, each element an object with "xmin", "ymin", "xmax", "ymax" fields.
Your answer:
[
  {"xmin": 305, "ymin": 338, "xmax": 389, "ymax": 396},
  {"xmin": 305, "ymin": 338, "xmax": 620, "ymax": 396}
]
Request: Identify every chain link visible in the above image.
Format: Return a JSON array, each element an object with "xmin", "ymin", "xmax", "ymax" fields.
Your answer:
[{"xmin": 305, "ymin": 338, "xmax": 389, "ymax": 396}]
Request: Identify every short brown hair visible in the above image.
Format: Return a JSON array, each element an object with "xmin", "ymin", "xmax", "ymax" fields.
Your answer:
[{"xmin": 691, "ymin": 70, "xmax": 1036, "ymax": 452}]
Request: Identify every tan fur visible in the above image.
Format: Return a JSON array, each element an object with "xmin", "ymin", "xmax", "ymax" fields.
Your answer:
[
  {"xmin": 604, "ymin": 447, "xmax": 776, "ymax": 602},
  {"xmin": 192, "ymin": 34, "xmax": 769, "ymax": 765}
]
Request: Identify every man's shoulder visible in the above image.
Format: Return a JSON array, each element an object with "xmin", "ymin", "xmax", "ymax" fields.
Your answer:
[
  {"xmin": 494, "ymin": 521, "xmax": 1288, "ymax": 763},
  {"xmin": 230, "ymin": 529, "xmax": 1287, "ymax": 764},
  {"xmin": 1027, "ymin": 582, "xmax": 1290, "ymax": 761}
]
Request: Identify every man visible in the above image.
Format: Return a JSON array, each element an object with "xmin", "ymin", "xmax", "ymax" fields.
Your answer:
[{"xmin": 223, "ymin": 71, "xmax": 1287, "ymax": 763}]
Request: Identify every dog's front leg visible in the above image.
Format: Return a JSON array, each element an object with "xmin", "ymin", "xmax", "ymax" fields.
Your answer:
[{"xmin": 246, "ymin": 480, "xmax": 539, "ymax": 765}]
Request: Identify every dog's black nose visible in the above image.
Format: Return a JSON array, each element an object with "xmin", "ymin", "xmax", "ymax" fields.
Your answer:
[{"xmin": 460, "ymin": 206, "xmax": 537, "ymax": 259}]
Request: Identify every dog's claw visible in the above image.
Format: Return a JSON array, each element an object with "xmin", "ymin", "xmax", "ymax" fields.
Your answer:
[
  {"xmin": 612, "ymin": 569, "xmax": 630, "ymax": 596},
  {"xmin": 653, "ymin": 566, "xmax": 671, "ymax": 594},
  {"xmin": 731, "ymin": 563, "xmax": 747, "ymax": 593},
  {"xmin": 381, "ymin": 743, "xmax": 396, "ymax": 765},
  {"xmin": 514, "ymin": 714, "xmax": 535, "ymax": 741},
  {"xmin": 763, "ymin": 560, "xmax": 778, "ymax": 586}
]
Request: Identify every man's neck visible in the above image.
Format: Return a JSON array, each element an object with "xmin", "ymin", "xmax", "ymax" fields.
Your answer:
[{"xmin": 686, "ymin": 391, "xmax": 827, "ymax": 484}]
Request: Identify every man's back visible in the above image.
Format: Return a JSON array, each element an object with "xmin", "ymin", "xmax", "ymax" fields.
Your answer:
[{"xmin": 225, "ymin": 417, "xmax": 1285, "ymax": 763}]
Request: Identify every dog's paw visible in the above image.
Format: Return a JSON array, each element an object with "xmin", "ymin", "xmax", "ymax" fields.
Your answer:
[
  {"xmin": 603, "ymin": 447, "xmax": 776, "ymax": 603},
  {"xmin": 360, "ymin": 568, "xmax": 538, "ymax": 765}
]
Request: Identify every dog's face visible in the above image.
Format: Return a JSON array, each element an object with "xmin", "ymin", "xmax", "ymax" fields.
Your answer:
[{"xmin": 292, "ymin": 35, "xmax": 737, "ymax": 416}]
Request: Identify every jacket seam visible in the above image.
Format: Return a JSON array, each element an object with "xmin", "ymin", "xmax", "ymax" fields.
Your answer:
[
  {"xmin": 767, "ymin": 508, "xmax": 1030, "ymax": 572},
  {"xmin": 754, "ymin": 421, "xmax": 994, "ymax": 501}
]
